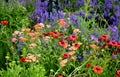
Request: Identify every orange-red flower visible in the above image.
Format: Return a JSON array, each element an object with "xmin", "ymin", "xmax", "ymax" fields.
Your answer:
[
  {"xmin": 110, "ymin": 40, "xmax": 118, "ymax": 47},
  {"xmin": 62, "ymin": 52, "xmax": 70, "ymax": 58},
  {"xmin": 68, "ymin": 35, "xmax": 78, "ymax": 41},
  {"xmin": 51, "ymin": 30, "xmax": 60, "ymax": 38},
  {"xmin": 99, "ymin": 34, "xmax": 109, "ymax": 41},
  {"xmin": 43, "ymin": 32, "xmax": 52, "ymax": 36},
  {"xmin": 106, "ymin": 40, "xmax": 112, "ymax": 46},
  {"xmin": 59, "ymin": 40, "xmax": 67, "ymax": 48},
  {"xmin": 93, "ymin": 66, "xmax": 103, "ymax": 74},
  {"xmin": 73, "ymin": 42, "xmax": 82, "ymax": 48},
  {"xmin": 106, "ymin": 40, "xmax": 118, "ymax": 47},
  {"xmin": 117, "ymin": 42, "xmax": 120, "ymax": 48},
  {"xmin": 0, "ymin": 20, "xmax": 9, "ymax": 25},
  {"xmin": 70, "ymin": 57, "xmax": 76, "ymax": 61},
  {"xmin": 30, "ymin": 37, "xmax": 35, "ymax": 41},
  {"xmin": 69, "ymin": 42, "xmax": 82, "ymax": 50}
]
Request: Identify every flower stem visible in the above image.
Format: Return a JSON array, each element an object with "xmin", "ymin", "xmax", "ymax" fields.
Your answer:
[
  {"xmin": 68, "ymin": 56, "xmax": 92, "ymax": 77},
  {"xmin": 53, "ymin": 67, "xmax": 62, "ymax": 77}
]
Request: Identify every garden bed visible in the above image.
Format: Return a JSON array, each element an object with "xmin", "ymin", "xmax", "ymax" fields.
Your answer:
[{"xmin": 0, "ymin": 0, "xmax": 120, "ymax": 77}]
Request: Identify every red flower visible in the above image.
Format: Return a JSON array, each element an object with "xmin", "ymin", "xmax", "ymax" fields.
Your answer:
[
  {"xmin": 115, "ymin": 74, "xmax": 120, "ymax": 77},
  {"xmin": 106, "ymin": 40, "xmax": 113, "ymax": 46},
  {"xmin": 115, "ymin": 70, "xmax": 120, "ymax": 77},
  {"xmin": 62, "ymin": 52, "xmax": 70, "ymax": 58},
  {"xmin": 99, "ymin": 34, "xmax": 109, "ymax": 41},
  {"xmin": 58, "ymin": 75, "xmax": 63, "ymax": 77},
  {"xmin": 51, "ymin": 30, "xmax": 60, "ymax": 38},
  {"xmin": 106, "ymin": 40, "xmax": 118, "ymax": 47},
  {"xmin": 60, "ymin": 33, "xmax": 64, "ymax": 36},
  {"xmin": 117, "ymin": 42, "xmax": 120, "ymax": 48},
  {"xmin": 43, "ymin": 32, "xmax": 52, "ymax": 36},
  {"xmin": 0, "ymin": 20, "xmax": 9, "ymax": 25},
  {"xmin": 86, "ymin": 62, "xmax": 92, "ymax": 68},
  {"xmin": 20, "ymin": 57, "xmax": 27, "ymax": 62},
  {"xmin": 59, "ymin": 40, "xmax": 67, "ymax": 48},
  {"xmin": 93, "ymin": 66, "xmax": 103, "ymax": 74},
  {"xmin": 68, "ymin": 35, "xmax": 78, "ymax": 41},
  {"xmin": 73, "ymin": 42, "xmax": 81, "ymax": 48},
  {"xmin": 112, "ymin": 50, "xmax": 118, "ymax": 55},
  {"xmin": 117, "ymin": 70, "xmax": 120, "ymax": 75},
  {"xmin": 111, "ymin": 40, "xmax": 118, "ymax": 47}
]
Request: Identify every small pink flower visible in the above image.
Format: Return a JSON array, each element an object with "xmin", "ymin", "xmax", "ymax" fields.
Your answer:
[
  {"xmin": 26, "ymin": 28, "xmax": 31, "ymax": 32},
  {"xmin": 30, "ymin": 37, "xmax": 35, "ymax": 41},
  {"xmin": 11, "ymin": 38, "xmax": 17, "ymax": 43},
  {"xmin": 19, "ymin": 37, "xmax": 27, "ymax": 42},
  {"xmin": 44, "ymin": 36, "xmax": 50, "ymax": 41},
  {"xmin": 29, "ymin": 43, "xmax": 37, "ymax": 48},
  {"xmin": 73, "ymin": 29, "xmax": 81, "ymax": 34},
  {"xmin": 68, "ymin": 51, "xmax": 75, "ymax": 56},
  {"xmin": 60, "ymin": 59, "xmax": 68, "ymax": 67},
  {"xmin": 28, "ymin": 33, "xmax": 35, "ymax": 37},
  {"xmin": 57, "ymin": 19, "xmax": 67, "ymax": 26},
  {"xmin": 34, "ymin": 32, "xmax": 39, "ymax": 35},
  {"xmin": 21, "ymin": 27, "xmax": 26, "ymax": 32},
  {"xmin": 69, "ymin": 46, "xmax": 77, "ymax": 50},
  {"xmin": 70, "ymin": 57, "xmax": 76, "ymax": 61}
]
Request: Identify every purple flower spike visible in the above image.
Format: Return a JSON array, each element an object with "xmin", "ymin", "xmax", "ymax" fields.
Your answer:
[{"xmin": 18, "ymin": 0, "xmax": 22, "ymax": 3}]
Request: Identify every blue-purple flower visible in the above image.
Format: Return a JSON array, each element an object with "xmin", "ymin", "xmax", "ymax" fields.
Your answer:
[{"xmin": 77, "ymin": 55, "xmax": 83, "ymax": 61}]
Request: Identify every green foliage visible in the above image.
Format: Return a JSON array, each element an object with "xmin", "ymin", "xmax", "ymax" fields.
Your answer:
[
  {"xmin": 0, "ymin": 0, "xmax": 30, "ymax": 29},
  {"xmin": 0, "ymin": 0, "xmax": 120, "ymax": 77},
  {"xmin": 0, "ymin": 0, "xmax": 30, "ymax": 69},
  {"xmin": 0, "ymin": 61, "xmax": 46, "ymax": 77}
]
